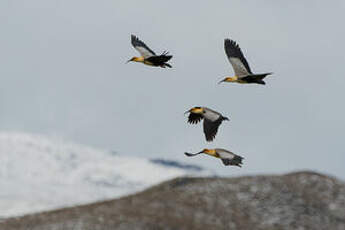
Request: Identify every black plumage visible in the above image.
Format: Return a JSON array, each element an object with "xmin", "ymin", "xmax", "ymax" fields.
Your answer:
[
  {"xmin": 241, "ymin": 73, "xmax": 272, "ymax": 85},
  {"xmin": 221, "ymin": 155, "xmax": 243, "ymax": 167},
  {"xmin": 203, "ymin": 118, "xmax": 223, "ymax": 142},
  {"xmin": 188, "ymin": 113, "xmax": 203, "ymax": 124},
  {"xmin": 146, "ymin": 54, "xmax": 173, "ymax": 67}
]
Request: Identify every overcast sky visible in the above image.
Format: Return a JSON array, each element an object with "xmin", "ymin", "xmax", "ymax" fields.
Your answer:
[{"xmin": 1, "ymin": 0, "xmax": 345, "ymax": 178}]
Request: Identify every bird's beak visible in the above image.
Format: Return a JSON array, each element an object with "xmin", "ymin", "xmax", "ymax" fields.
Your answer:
[
  {"xmin": 184, "ymin": 152, "xmax": 202, "ymax": 157},
  {"xmin": 184, "ymin": 109, "xmax": 191, "ymax": 115},
  {"xmin": 126, "ymin": 59, "xmax": 132, "ymax": 64},
  {"xmin": 218, "ymin": 78, "xmax": 226, "ymax": 84}
]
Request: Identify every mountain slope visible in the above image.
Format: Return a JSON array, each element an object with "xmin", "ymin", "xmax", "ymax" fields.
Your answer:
[
  {"xmin": 2, "ymin": 171, "xmax": 344, "ymax": 230},
  {"xmin": 0, "ymin": 132, "xmax": 208, "ymax": 217}
]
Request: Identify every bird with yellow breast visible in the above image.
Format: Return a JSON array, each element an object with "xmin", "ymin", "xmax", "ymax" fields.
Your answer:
[
  {"xmin": 127, "ymin": 35, "xmax": 172, "ymax": 68},
  {"xmin": 219, "ymin": 38, "xmax": 272, "ymax": 85}
]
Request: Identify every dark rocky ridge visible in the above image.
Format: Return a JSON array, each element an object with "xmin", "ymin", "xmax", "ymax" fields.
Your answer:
[{"xmin": 1, "ymin": 171, "xmax": 344, "ymax": 230}]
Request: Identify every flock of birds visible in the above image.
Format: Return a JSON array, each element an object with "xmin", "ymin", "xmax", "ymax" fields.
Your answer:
[{"xmin": 127, "ymin": 35, "xmax": 272, "ymax": 167}]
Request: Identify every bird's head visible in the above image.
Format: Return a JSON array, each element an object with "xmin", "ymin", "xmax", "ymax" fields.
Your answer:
[
  {"xmin": 218, "ymin": 76, "xmax": 238, "ymax": 84},
  {"xmin": 188, "ymin": 107, "xmax": 204, "ymax": 114},
  {"xmin": 126, "ymin": 57, "xmax": 143, "ymax": 63},
  {"xmin": 199, "ymin": 149, "xmax": 217, "ymax": 156}
]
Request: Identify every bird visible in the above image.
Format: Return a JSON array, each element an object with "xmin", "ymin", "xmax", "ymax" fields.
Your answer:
[
  {"xmin": 218, "ymin": 38, "xmax": 272, "ymax": 85},
  {"xmin": 127, "ymin": 35, "xmax": 172, "ymax": 68},
  {"xmin": 184, "ymin": 148, "xmax": 244, "ymax": 167},
  {"xmin": 185, "ymin": 107, "xmax": 229, "ymax": 142}
]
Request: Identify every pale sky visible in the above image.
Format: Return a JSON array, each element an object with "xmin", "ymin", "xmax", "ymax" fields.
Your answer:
[{"xmin": 1, "ymin": 0, "xmax": 345, "ymax": 178}]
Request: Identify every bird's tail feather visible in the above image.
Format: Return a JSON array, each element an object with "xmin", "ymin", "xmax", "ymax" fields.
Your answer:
[
  {"xmin": 232, "ymin": 155, "xmax": 244, "ymax": 167},
  {"xmin": 256, "ymin": 72, "xmax": 273, "ymax": 80},
  {"xmin": 222, "ymin": 116, "xmax": 230, "ymax": 121},
  {"xmin": 164, "ymin": 63, "xmax": 172, "ymax": 68},
  {"xmin": 250, "ymin": 73, "xmax": 272, "ymax": 85}
]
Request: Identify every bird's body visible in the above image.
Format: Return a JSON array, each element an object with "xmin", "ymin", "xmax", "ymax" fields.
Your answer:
[
  {"xmin": 185, "ymin": 148, "xmax": 244, "ymax": 167},
  {"xmin": 127, "ymin": 35, "xmax": 172, "ymax": 68},
  {"xmin": 185, "ymin": 107, "xmax": 229, "ymax": 142},
  {"xmin": 219, "ymin": 38, "xmax": 272, "ymax": 85}
]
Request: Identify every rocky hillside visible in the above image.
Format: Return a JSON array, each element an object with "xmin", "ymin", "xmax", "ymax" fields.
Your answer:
[{"xmin": 1, "ymin": 171, "xmax": 344, "ymax": 230}]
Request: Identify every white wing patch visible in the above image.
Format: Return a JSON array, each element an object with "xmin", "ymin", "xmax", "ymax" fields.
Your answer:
[
  {"xmin": 229, "ymin": 57, "xmax": 250, "ymax": 77},
  {"xmin": 203, "ymin": 110, "xmax": 221, "ymax": 122},
  {"xmin": 217, "ymin": 149, "xmax": 235, "ymax": 159},
  {"xmin": 135, "ymin": 47, "xmax": 155, "ymax": 59}
]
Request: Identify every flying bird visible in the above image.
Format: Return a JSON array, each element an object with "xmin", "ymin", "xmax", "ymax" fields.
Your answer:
[
  {"xmin": 218, "ymin": 38, "xmax": 272, "ymax": 85},
  {"xmin": 185, "ymin": 148, "xmax": 244, "ymax": 167},
  {"xmin": 127, "ymin": 35, "xmax": 172, "ymax": 68},
  {"xmin": 185, "ymin": 107, "xmax": 229, "ymax": 142}
]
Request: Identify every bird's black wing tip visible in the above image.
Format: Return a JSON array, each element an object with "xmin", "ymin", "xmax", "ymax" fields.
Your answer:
[
  {"xmin": 206, "ymin": 136, "xmax": 215, "ymax": 142},
  {"xmin": 224, "ymin": 38, "xmax": 236, "ymax": 45},
  {"xmin": 164, "ymin": 63, "xmax": 172, "ymax": 68},
  {"xmin": 188, "ymin": 113, "xmax": 203, "ymax": 124},
  {"xmin": 205, "ymin": 129, "xmax": 217, "ymax": 141}
]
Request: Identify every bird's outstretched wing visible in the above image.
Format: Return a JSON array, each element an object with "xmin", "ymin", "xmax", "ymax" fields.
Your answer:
[
  {"xmin": 217, "ymin": 149, "xmax": 244, "ymax": 167},
  {"xmin": 224, "ymin": 39, "xmax": 252, "ymax": 76},
  {"xmin": 203, "ymin": 119, "xmax": 222, "ymax": 142},
  {"xmin": 188, "ymin": 113, "xmax": 203, "ymax": 124},
  {"xmin": 221, "ymin": 158, "xmax": 231, "ymax": 166},
  {"xmin": 221, "ymin": 156, "xmax": 243, "ymax": 167},
  {"xmin": 131, "ymin": 35, "xmax": 156, "ymax": 58},
  {"xmin": 216, "ymin": 149, "xmax": 235, "ymax": 159}
]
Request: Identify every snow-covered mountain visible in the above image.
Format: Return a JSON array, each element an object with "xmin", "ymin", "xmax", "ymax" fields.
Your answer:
[{"xmin": 0, "ymin": 132, "xmax": 209, "ymax": 218}]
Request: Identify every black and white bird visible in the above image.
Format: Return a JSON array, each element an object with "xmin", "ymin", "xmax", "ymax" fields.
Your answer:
[
  {"xmin": 218, "ymin": 38, "xmax": 272, "ymax": 85},
  {"xmin": 185, "ymin": 107, "xmax": 229, "ymax": 142},
  {"xmin": 127, "ymin": 35, "xmax": 172, "ymax": 68},
  {"xmin": 185, "ymin": 148, "xmax": 244, "ymax": 167}
]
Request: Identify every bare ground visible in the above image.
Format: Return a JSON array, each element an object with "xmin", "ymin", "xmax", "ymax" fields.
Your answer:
[{"xmin": 1, "ymin": 171, "xmax": 344, "ymax": 230}]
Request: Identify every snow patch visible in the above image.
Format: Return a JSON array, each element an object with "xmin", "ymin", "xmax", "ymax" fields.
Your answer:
[{"xmin": 0, "ymin": 132, "xmax": 208, "ymax": 217}]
